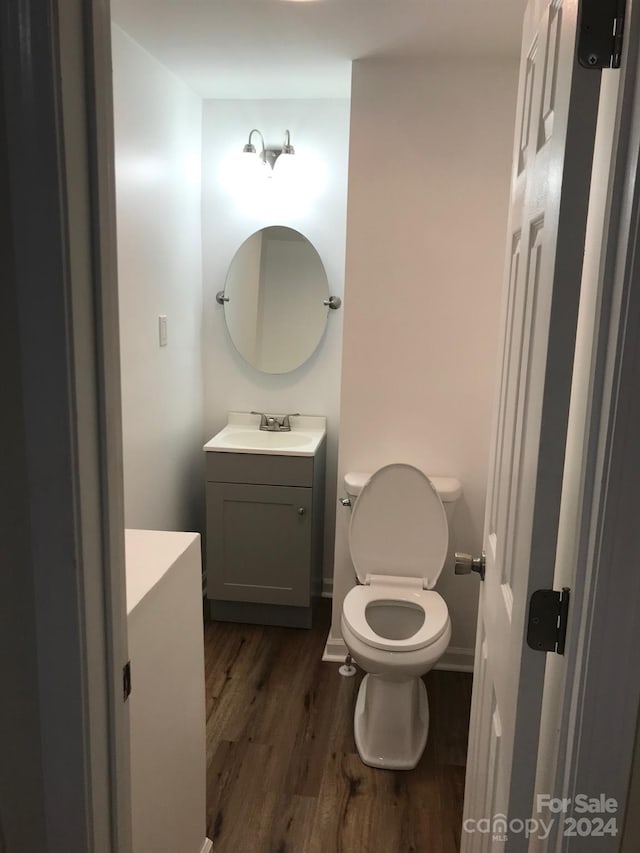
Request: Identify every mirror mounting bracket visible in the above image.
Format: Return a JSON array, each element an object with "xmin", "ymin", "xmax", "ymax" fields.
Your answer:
[
  {"xmin": 324, "ymin": 295, "xmax": 342, "ymax": 310},
  {"xmin": 218, "ymin": 290, "xmax": 341, "ymax": 310}
]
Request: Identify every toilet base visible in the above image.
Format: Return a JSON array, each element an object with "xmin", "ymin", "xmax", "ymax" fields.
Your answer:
[{"xmin": 353, "ymin": 674, "xmax": 429, "ymax": 770}]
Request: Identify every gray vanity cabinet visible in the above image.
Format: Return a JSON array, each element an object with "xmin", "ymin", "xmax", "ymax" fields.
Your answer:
[
  {"xmin": 205, "ymin": 442, "xmax": 325, "ymax": 628},
  {"xmin": 206, "ymin": 483, "xmax": 311, "ymax": 607}
]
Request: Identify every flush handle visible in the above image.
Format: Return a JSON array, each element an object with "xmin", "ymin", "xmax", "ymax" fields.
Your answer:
[{"xmin": 455, "ymin": 551, "xmax": 486, "ymax": 581}]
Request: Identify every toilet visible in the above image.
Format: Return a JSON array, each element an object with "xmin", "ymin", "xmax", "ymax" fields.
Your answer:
[{"xmin": 340, "ymin": 463, "xmax": 461, "ymax": 770}]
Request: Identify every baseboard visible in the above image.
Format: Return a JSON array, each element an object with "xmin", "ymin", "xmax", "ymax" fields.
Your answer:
[
  {"xmin": 435, "ymin": 646, "xmax": 475, "ymax": 672},
  {"xmin": 200, "ymin": 838, "xmax": 213, "ymax": 853},
  {"xmin": 322, "ymin": 636, "xmax": 348, "ymax": 662}
]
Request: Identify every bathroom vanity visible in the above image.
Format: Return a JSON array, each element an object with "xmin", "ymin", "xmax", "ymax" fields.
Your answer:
[{"xmin": 203, "ymin": 412, "xmax": 326, "ymax": 628}]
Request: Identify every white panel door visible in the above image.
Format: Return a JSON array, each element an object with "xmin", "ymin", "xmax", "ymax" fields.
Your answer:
[{"xmin": 462, "ymin": 2, "xmax": 602, "ymax": 850}]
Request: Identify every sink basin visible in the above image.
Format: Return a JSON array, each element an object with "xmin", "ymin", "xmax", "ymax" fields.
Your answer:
[
  {"xmin": 203, "ymin": 412, "xmax": 326, "ymax": 457},
  {"xmin": 220, "ymin": 430, "xmax": 312, "ymax": 450}
]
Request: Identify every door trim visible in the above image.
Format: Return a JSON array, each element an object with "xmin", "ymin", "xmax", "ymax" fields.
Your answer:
[
  {"xmin": 84, "ymin": 1, "xmax": 132, "ymax": 850},
  {"xmin": 1, "ymin": 0, "xmax": 130, "ymax": 850},
  {"xmin": 554, "ymin": 4, "xmax": 640, "ymax": 847}
]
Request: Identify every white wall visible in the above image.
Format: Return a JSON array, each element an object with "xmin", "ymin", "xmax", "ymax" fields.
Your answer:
[
  {"xmin": 201, "ymin": 99, "xmax": 350, "ymax": 584},
  {"xmin": 328, "ymin": 58, "xmax": 518, "ymax": 665},
  {"xmin": 112, "ymin": 26, "xmax": 204, "ymax": 532}
]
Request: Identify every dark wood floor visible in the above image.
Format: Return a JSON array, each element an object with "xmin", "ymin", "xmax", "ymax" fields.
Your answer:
[{"xmin": 204, "ymin": 602, "xmax": 472, "ymax": 853}]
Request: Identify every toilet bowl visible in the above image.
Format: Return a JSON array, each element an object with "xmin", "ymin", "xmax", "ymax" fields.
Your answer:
[{"xmin": 340, "ymin": 463, "xmax": 461, "ymax": 770}]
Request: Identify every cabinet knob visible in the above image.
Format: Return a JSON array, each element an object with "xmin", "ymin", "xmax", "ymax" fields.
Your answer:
[{"xmin": 297, "ymin": 507, "xmax": 306, "ymax": 516}]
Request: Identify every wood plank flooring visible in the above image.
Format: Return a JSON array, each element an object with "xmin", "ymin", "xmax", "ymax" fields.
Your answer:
[{"xmin": 204, "ymin": 603, "xmax": 472, "ymax": 853}]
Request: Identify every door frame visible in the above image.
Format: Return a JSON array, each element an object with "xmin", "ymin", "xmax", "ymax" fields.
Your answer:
[
  {"xmin": 550, "ymin": 2, "xmax": 640, "ymax": 846},
  {"xmin": 1, "ymin": 0, "xmax": 130, "ymax": 851}
]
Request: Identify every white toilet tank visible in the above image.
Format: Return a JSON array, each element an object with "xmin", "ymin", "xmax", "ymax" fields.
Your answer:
[{"xmin": 344, "ymin": 471, "xmax": 461, "ymax": 524}]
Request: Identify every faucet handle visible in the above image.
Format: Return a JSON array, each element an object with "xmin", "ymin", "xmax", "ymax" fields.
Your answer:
[
  {"xmin": 281, "ymin": 413, "xmax": 300, "ymax": 431},
  {"xmin": 250, "ymin": 411, "xmax": 269, "ymax": 430}
]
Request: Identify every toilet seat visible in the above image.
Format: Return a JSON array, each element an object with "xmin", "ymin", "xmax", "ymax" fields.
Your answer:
[
  {"xmin": 342, "ymin": 581, "xmax": 449, "ymax": 652},
  {"xmin": 348, "ymin": 463, "xmax": 449, "ymax": 589}
]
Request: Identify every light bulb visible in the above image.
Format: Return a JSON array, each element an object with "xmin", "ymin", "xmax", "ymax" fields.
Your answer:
[
  {"xmin": 241, "ymin": 150, "xmax": 268, "ymax": 180},
  {"xmin": 272, "ymin": 151, "xmax": 297, "ymax": 183}
]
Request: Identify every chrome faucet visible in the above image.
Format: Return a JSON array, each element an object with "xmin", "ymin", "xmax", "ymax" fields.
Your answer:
[{"xmin": 251, "ymin": 412, "xmax": 300, "ymax": 432}]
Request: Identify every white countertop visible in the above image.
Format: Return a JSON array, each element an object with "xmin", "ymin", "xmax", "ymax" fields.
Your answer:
[{"xmin": 203, "ymin": 411, "xmax": 326, "ymax": 457}]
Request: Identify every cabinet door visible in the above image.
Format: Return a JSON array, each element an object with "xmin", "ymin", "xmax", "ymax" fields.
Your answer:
[{"xmin": 206, "ymin": 482, "xmax": 312, "ymax": 607}]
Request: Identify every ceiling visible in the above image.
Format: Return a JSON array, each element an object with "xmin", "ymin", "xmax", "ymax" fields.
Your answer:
[{"xmin": 111, "ymin": 0, "xmax": 527, "ymax": 99}]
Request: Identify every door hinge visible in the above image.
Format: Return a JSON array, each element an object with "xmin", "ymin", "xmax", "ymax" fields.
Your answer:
[
  {"xmin": 123, "ymin": 661, "xmax": 132, "ymax": 701},
  {"xmin": 578, "ymin": 0, "xmax": 626, "ymax": 69},
  {"xmin": 526, "ymin": 588, "xmax": 570, "ymax": 655}
]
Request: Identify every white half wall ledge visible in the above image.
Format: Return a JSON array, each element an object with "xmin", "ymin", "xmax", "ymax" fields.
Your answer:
[
  {"xmin": 126, "ymin": 530, "xmax": 208, "ymax": 853},
  {"xmin": 322, "ymin": 636, "xmax": 474, "ymax": 673}
]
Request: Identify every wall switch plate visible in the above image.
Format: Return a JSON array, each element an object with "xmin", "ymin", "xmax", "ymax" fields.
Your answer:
[{"xmin": 159, "ymin": 314, "xmax": 168, "ymax": 347}]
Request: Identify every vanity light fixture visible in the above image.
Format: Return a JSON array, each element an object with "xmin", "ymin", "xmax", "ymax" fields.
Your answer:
[{"xmin": 241, "ymin": 128, "xmax": 296, "ymax": 177}]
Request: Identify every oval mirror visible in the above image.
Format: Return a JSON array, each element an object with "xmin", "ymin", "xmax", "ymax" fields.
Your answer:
[{"xmin": 221, "ymin": 226, "xmax": 330, "ymax": 373}]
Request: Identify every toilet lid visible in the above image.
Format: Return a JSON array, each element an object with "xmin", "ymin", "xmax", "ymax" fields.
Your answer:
[{"xmin": 349, "ymin": 463, "xmax": 449, "ymax": 589}]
